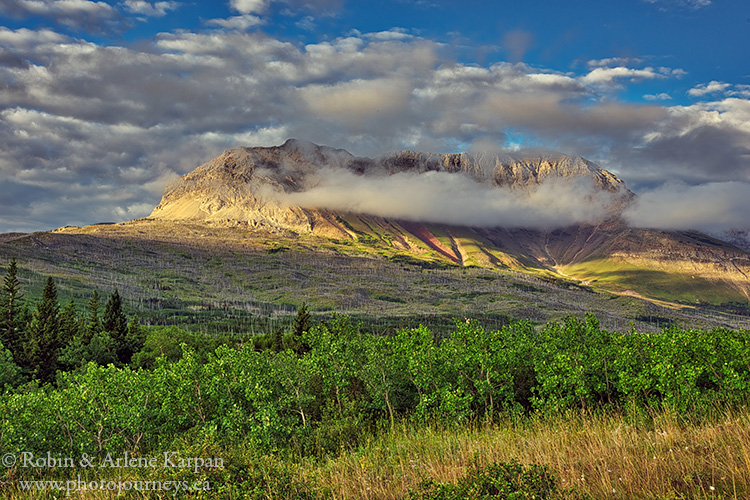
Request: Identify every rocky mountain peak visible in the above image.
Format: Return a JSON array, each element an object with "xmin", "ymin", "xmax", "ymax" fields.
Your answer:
[
  {"xmin": 149, "ymin": 140, "xmax": 631, "ymax": 234},
  {"xmin": 377, "ymin": 149, "xmax": 627, "ymax": 193}
]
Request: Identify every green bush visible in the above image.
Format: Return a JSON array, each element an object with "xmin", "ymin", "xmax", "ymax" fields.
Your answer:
[{"xmin": 407, "ymin": 460, "xmax": 560, "ymax": 500}]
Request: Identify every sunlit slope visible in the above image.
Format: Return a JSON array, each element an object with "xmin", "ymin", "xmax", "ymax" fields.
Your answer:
[
  {"xmin": 555, "ymin": 228, "xmax": 750, "ymax": 304},
  {"xmin": 333, "ymin": 216, "xmax": 750, "ymax": 305}
]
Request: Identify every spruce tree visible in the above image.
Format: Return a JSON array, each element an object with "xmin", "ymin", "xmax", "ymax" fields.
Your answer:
[
  {"xmin": 26, "ymin": 277, "xmax": 61, "ymax": 383},
  {"xmin": 85, "ymin": 290, "xmax": 102, "ymax": 343},
  {"xmin": 291, "ymin": 302, "xmax": 311, "ymax": 355},
  {"xmin": 1, "ymin": 259, "xmax": 24, "ymax": 362},
  {"xmin": 103, "ymin": 289, "xmax": 129, "ymax": 364},
  {"xmin": 125, "ymin": 314, "xmax": 146, "ymax": 361},
  {"xmin": 59, "ymin": 299, "xmax": 79, "ymax": 346}
]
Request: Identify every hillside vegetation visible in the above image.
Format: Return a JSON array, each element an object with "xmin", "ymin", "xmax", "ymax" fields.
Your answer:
[{"xmin": 2, "ymin": 221, "xmax": 749, "ymax": 335}]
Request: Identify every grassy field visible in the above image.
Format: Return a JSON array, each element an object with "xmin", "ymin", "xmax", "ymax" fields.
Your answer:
[
  {"xmin": 4, "ymin": 407, "xmax": 748, "ymax": 499},
  {"xmin": 561, "ymin": 258, "xmax": 747, "ymax": 305},
  {"xmin": 307, "ymin": 407, "xmax": 750, "ymax": 499}
]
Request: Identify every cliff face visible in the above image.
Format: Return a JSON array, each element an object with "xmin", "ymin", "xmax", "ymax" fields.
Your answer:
[
  {"xmin": 378, "ymin": 149, "xmax": 627, "ymax": 193},
  {"xmin": 150, "ymin": 141, "xmax": 348, "ymax": 236}
]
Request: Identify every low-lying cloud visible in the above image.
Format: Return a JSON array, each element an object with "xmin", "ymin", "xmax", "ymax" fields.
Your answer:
[
  {"xmin": 623, "ymin": 181, "xmax": 750, "ymax": 233},
  {"xmin": 271, "ymin": 168, "xmax": 626, "ymax": 229}
]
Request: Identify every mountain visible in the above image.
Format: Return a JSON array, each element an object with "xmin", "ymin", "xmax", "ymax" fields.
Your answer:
[
  {"xmin": 149, "ymin": 139, "xmax": 630, "ymax": 236},
  {"xmin": 147, "ymin": 139, "xmax": 750, "ymax": 306},
  {"xmin": 2, "ymin": 140, "xmax": 749, "ymax": 332}
]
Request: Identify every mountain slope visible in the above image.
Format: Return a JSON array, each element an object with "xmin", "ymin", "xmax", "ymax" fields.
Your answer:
[
  {"xmin": 147, "ymin": 139, "xmax": 750, "ymax": 305},
  {"xmin": 2, "ymin": 139, "xmax": 748, "ymax": 327}
]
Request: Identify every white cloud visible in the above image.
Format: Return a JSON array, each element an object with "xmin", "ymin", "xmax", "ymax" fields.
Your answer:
[
  {"xmin": 122, "ymin": 0, "xmax": 180, "ymax": 17},
  {"xmin": 274, "ymin": 168, "xmax": 624, "ymax": 229},
  {"xmin": 206, "ymin": 14, "xmax": 265, "ymax": 30},
  {"xmin": 644, "ymin": 93, "xmax": 672, "ymax": 100},
  {"xmin": 689, "ymin": 80, "xmax": 731, "ymax": 97},
  {"xmin": 645, "ymin": 0, "xmax": 711, "ymax": 10},
  {"xmin": 0, "ymin": 0, "xmax": 122, "ymax": 32},
  {"xmin": 230, "ymin": 0, "xmax": 269, "ymax": 14},
  {"xmin": 299, "ymin": 78, "xmax": 412, "ymax": 126},
  {"xmin": 587, "ymin": 57, "xmax": 644, "ymax": 67},
  {"xmin": 580, "ymin": 66, "xmax": 665, "ymax": 86}
]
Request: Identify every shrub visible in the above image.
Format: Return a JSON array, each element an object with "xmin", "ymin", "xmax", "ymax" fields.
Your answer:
[{"xmin": 407, "ymin": 460, "xmax": 560, "ymax": 500}]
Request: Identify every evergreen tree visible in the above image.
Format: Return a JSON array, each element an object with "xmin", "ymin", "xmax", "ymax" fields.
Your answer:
[
  {"xmin": 0, "ymin": 340, "xmax": 22, "ymax": 389},
  {"xmin": 26, "ymin": 277, "xmax": 61, "ymax": 383},
  {"xmin": 103, "ymin": 289, "xmax": 129, "ymax": 364},
  {"xmin": 85, "ymin": 290, "xmax": 102, "ymax": 343},
  {"xmin": 0, "ymin": 258, "xmax": 24, "ymax": 362},
  {"xmin": 125, "ymin": 314, "xmax": 146, "ymax": 362},
  {"xmin": 59, "ymin": 299, "xmax": 79, "ymax": 345},
  {"xmin": 291, "ymin": 302, "xmax": 311, "ymax": 355}
]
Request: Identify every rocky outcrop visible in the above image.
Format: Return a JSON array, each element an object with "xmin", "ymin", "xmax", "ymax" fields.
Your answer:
[
  {"xmin": 378, "ymin": 150, "xmax": 628, "ymax": 193},
  {"xmin": 150, "ymin": 140, "xmax": 356, "ymax": 236}
]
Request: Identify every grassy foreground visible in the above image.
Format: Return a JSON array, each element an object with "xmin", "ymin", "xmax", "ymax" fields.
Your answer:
[
  {"xmin": 4, "ymin": 407, "xmax": 749, "ymax": 499},
  {"xmin": 303, "ymin": 407, "xmax": 750, "ymax": 499}
]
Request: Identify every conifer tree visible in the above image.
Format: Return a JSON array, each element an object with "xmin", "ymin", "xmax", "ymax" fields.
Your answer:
[
  {"xmin": 59, "ymin": 299, "xmax": 79, "ymax": 346},
  {"xmin": 103, "ymin": 289, "xmax": 129, "ymax": 364},
  {"xmin": 1, "ymin": 259, "xmax": 24, "ymax": 362},
  {"xmin": 26, "ymin": 276, "xmax": 61, "ymax": 383},
  {"xmin": 291, "ymin": 302, "xmax": 311, "ymax": 355},
  {"xmin": 85, "ymin": 290, "xmax": 102, "ymax": 343},
  {"xmin": 125, "ymin": 314, "xmax": 146, "ymax": 361}
]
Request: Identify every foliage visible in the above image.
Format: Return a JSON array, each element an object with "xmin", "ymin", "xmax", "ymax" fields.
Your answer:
[
  {"xmin": 3, "ymin": 263, "xmax": 750, "ymax": 498},
  {"xmin": 103, "ymin": 288, "xmax": 131, "ymax": 364},
  {"xmin": 407, "ymin": 461, "xmax": 560, "ymax": 500},
  {"xmin": 0, "ymin": 341, "xmax": 21, "ymax": 390}
]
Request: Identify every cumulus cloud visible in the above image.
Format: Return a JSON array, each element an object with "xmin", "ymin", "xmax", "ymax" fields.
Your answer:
[
  {"xmin": 300, "ymin": 78, "xmax": 413, "ymax": 128},
  {"xmin": 689, "ymin": 81, "xmax": 731, "ymax": 97},
  {"xmin": 587, "ymin": 57, "xmax": 644, "ymax": 67},
  {"xmin": 613, "ymin": 98, "xmax": 750, "ymax": 188},
  {"xmin": 230, "ymin": 0, "xmax": 269, "ymax": 14},
  {"xmin": 206, "ymin": 14, "xmax": 265, "ymax": 30},
  {"xmin": 0, "ymin": 0, "xmax": 123, "ymax": 32},
  {"xmin": 272, "ymin": 168, "xmax": 624, "ymax": 229},
  {"xmin": 122, "ymin": 0, "xmax": 180, "ymax": 18},
  {"xmin": 644, "ymin": 93, "xmax": 672, "ymax": 101}
]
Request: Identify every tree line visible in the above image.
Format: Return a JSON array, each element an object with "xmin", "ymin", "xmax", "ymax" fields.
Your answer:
[{"xmin": 0, "ymin": 258, "xmax": 145, "ymax": 387}]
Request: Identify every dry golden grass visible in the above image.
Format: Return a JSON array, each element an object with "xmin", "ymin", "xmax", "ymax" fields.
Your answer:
[{"xmin": 307, "ymin": 407, "xmax": 750, "ymax": 499}]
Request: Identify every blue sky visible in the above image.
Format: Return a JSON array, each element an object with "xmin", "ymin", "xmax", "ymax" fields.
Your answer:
[{"xmin": 1, "ymin": 0, "xmax": 749, "ymax": 234}]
